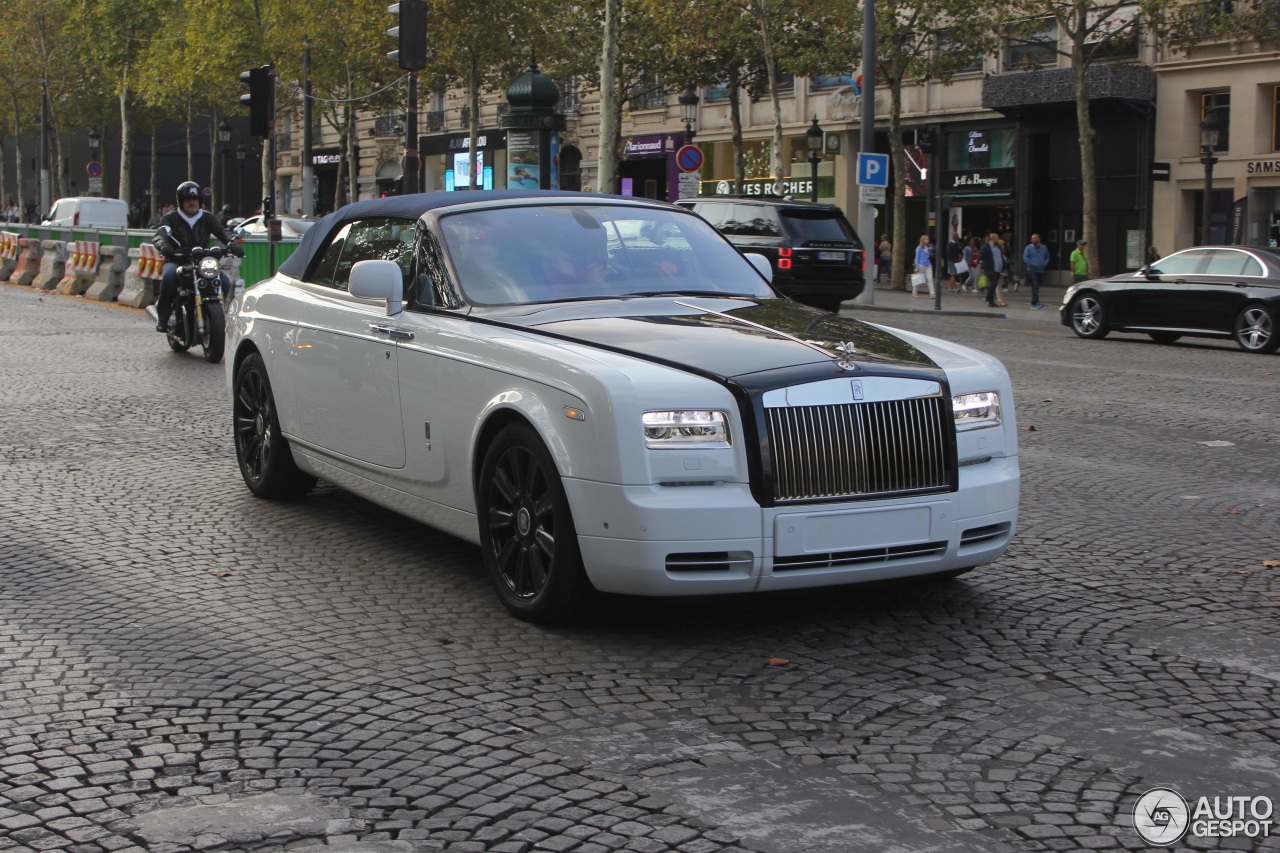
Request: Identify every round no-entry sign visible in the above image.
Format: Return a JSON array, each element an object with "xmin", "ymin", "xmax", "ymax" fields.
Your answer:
[{"xmin": 676, "ymin": 144, "xmax": 703, "ymax": 173}]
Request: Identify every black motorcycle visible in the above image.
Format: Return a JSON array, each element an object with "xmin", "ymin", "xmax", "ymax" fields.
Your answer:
[{"xmin": 147, "ymin": 234, "xmax": 230, "ymax": 364}]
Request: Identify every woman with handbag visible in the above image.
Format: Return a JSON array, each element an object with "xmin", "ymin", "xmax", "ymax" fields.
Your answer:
[{"xmin": 912, "ymin": 235, "xmax": 935, "ymax": 298}]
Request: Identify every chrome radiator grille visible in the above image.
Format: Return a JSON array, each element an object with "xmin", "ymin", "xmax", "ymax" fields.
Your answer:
[{"xmin": 765, "ymin": 396, "xmax": 952, "ymax": 502}]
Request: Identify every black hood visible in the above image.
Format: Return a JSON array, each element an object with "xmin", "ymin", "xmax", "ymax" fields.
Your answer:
[{"xmin": 487, "ymin": 297, "xmax": 937, "ymax": 380}]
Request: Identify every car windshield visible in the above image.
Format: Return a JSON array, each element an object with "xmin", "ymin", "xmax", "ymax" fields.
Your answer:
[{"xmin": 438, "ymin": 204, "xmax": 775, "ymax": 306}]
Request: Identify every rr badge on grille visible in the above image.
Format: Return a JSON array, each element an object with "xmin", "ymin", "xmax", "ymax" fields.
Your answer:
[{"xmin": 851, "ymin": 379, "xmax": 864, "ymax": 400}]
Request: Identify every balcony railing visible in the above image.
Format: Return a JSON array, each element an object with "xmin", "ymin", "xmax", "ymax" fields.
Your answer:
[
  {"xmin": 983, "ymin": 64, "xmax": 1153, "ymax": 111},
  {"xmin": 424, "ymin": 111, "xmax": 445, "ymax": 132}
]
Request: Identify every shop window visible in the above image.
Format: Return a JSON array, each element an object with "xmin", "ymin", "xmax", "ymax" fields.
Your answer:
[
  {"xmin": 1004, "ymin": 19, "xmax": 1058, "ymax": 70},
  {"xmin": 629, "ymin": 83, "xmax": 666, "ymax": 111},
  {"xmin": 937, "ymin": 29, "xmax": 983, "ymax": 72},
  {"xmin": 1200, "ymin": 91, "xmax": 1230, "ymax": 153},
  {"xmin": 772, "ymin": 74, "xmax": 794, "ymax": 95},
  {"xmin": 706, "ymin": 82, "xmax": 731, "ymax": 103},
  {"xmin": 813, "ymin": 73, "xmax": 854, "ymax": 90}
]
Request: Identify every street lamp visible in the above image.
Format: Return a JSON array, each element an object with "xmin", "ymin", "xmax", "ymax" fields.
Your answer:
[
  {"xmin": 236, "ymin": 143, "xmax": 247, "ymax": 217},
  {"xmin": 87, "ymin": 129, "xmax": 100, "ymax": 196},
  {"xmin": 218, "ymin": 118, "xmax": 232, "ymax": 213},
  {"xmin": 679, "ymin": 87, "xmax": 699, "ymax": 145},
  {"xmin": 806, "ymin": 116, "xmax": 823, "ymax": 203},
  {"xmin": 1199, "ymin": 103, "xmax": 1221, "ymax": 246}
]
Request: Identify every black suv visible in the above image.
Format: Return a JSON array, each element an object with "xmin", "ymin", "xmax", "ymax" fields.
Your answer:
[{"xmin": 677, "ymin": 196, "xmax": 865, "ymax": 311}]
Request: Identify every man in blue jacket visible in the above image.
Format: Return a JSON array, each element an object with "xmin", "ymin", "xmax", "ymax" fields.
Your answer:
[{"xmin": 1022, "ymin": 233, "xmax": 1050, "ymax": 309}]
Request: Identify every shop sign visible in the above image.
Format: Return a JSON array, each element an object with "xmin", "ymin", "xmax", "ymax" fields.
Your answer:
[
  {"xmin": 312, "ymin": 153, "xmax": 342, "ymax": 166},
  {"xmin": 945, "ymin": 169, "xmax": 1013, "ymax": 192},
  {"xmin": 622, "ymin": 134, "xmax": 680, "ymax": 158},
  {"xmin": 704, "ymin": 176, "xmax": 835, "ymax": 198},
  {"xmin": 1246, "ymin": 159, "xmax": 1280, "ymax": 175}
]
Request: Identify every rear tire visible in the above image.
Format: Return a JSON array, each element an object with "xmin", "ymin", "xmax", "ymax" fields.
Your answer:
[
  {"xmin": 202, "ymin": 302, "xmax": 225, "ymax": 364},
  {"xmin": 233, "ymin": 352, "xmax": 317, "ymax": 498},
  {"xmin": 1233, "ymin": 304, "xmax": 1278, "ymax": 354}
]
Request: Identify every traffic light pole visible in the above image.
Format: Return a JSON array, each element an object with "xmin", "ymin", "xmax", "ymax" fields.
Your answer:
[{"xmin": 404, "ymin": 71, "xmax": 418, "ymax": 195}]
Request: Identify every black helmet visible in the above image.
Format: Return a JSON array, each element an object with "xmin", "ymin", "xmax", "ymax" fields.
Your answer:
[{"xmin": 176, "ymin": 181, "xmax": 200, "ymax": 205}]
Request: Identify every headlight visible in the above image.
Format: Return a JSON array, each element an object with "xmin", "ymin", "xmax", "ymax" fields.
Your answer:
[
  {"xmin": 1061, "ymin": 285, "xmax": 1078, "ymax": 305},
  {"xmin": 953, "ymin": 392, "xmax": 1001, "ymax": 432},
  {"xmin": 642, "ymin": 410, "xmax": 730, "ymax": 448},
  {"xmin": 198, "ymin": 257, "xmax": 221, "ymax": 279}
]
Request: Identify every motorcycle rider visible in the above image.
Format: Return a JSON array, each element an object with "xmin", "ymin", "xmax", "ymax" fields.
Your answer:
[{"xmin": 152, "ymin": 181, "xmax": 244, "ymax": 332}]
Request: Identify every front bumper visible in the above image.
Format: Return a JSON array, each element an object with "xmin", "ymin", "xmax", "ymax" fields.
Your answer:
[{"xmin": 564, "ymin": 455, "xmax": 1019, "ymax": 596}]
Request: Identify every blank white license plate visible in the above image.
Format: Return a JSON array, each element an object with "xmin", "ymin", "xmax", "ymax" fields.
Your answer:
[{"xmin": 816, "ymin": 251, "xmax": 846, "ymax": 261}]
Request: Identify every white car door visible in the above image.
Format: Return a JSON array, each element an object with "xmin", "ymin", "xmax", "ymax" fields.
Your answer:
[{"xmin": 290, "ymin": 219, "xmax": 412, "ymax": 469}]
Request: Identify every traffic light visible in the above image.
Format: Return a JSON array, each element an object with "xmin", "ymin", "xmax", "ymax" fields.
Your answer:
[
  {"xmin": 239, "ymin": 65, "xmax": 274, "ymax": 138},
  {"xmin": 387, "ymin": 0, "xmax": 426, "ymax": 71}
]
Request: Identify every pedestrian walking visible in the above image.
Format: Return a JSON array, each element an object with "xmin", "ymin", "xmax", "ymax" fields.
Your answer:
[
  {"xmin": 1022, "ymin": 233, "xmax": 1050, "ymax": 309},
  {"xmin": 912, "ymin": 235, "xmax": 935, "ymax": 298},
  {"xmin": 877, "ymin": 234, "xmax": 892, "ymax": 285},
  {"xmin": 946, "ymin": 232, "xmax": 965, "ymax": 293},
  {"xmin": 962, "ymin": 236, "xmax": 979, "ymax": 292},
  {"xmin": 1070, "ymin": 239, "xmax": 1090, "ymax": 284},
  {"xmin": 978, "ymin": 232, "xmax": 1007, "ymax": 307}
]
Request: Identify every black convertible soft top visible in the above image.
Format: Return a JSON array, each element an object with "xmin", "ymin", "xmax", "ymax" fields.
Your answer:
[{"xmin": 276, "ymin": 190, "xmax": 663, "ymax": 279}]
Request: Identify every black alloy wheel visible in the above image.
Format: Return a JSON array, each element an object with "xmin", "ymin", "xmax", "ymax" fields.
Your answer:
[
  {"xmin": 233, "ymin": 352, "xmax": 317, "ymax": 498},
  {"xmin": 1069, "ymin": 294, "xmax": 1109, "ymax": 339},
  {"xmin": 1233, "ymin": 304, "xmax": 1279, "ymax": 354},
  {"xmin": 202, "ymin": 302, "xmax": 226, "ymax": 364},
  {"xmin": 478, "ymin": 423, "xmax": 591, "ymax": 623}
]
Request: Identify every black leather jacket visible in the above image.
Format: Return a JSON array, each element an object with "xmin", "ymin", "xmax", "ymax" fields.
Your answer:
[{"xmin": 152, "ymin": 209, "xmax": 243, "ymax": 259}]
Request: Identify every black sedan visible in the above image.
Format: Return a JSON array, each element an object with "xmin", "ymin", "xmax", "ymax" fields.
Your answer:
[{"xmin": 1060, "ymin": 245, "xmax": 1280, "ymax": 354}]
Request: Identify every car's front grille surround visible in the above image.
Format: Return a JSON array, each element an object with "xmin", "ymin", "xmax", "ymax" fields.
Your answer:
[{"xmin": 765, "ymin": 396, "xmax": 952, "ymax": 502}]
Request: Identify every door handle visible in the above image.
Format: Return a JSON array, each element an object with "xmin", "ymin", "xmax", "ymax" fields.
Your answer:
[
  {"xmin": 1233, "ymin": 281, "xmax": 1248, "ymax": 288},
  {"xmin": 369, "ymin": 324, "xmax": 415, "ymax": 341},
  {"xmin": 388, "ymin": 329, "xmax": 415, "ymax": 341},
  {"xmin": 369, "ymin": 324, "xmax": 393, "ymax": 336}
]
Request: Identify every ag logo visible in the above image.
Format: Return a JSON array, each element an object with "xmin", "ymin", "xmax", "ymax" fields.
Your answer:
[{"xmin": 1134, "ymin": 787, "xmax": 1190, "ymax": 845}]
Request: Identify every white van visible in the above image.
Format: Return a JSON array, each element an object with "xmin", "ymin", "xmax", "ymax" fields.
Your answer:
[{"xmin": 43, "ymin": 197, "xmax": 130, "ymax": 230}]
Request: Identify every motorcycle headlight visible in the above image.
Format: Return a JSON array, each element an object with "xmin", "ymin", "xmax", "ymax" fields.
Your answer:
[
  {"xmin": 953, "ymin": 392, "xmax": 1001, "ymax": 432},
  {"xmin": 198, "ymin": 257, "xmax": 221, "ymax": 280},
  {"xmin": 642, "ymin": 410, "xmax": 730, "ymax": 448}
]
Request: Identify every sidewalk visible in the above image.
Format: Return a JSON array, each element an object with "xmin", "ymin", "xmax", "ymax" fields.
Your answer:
[{"xmin": 840, "ymin": 279, "xmax": 1067, "ymax": 324}]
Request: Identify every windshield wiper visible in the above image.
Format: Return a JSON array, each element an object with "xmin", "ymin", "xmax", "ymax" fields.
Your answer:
[{"xmin": 620, "ymin": 290, "xmax": 751, "ymax": 298}]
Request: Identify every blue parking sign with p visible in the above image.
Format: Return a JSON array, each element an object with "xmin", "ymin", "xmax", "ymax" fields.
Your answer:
[{"xmin": 857, "ymin": 153, "xmax": 889, "ymax": 187}]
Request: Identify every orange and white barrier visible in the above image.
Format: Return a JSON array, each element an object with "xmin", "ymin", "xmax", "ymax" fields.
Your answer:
[
  {"xmin": 0, "ymin": 231, "xmax": 19, "ymax": 281},
  {"xmin": 11, "ymin": 238, "xmax": 41, "ymax": 286},
  {"xmin": 137, "ymin": 244, "xmax": 165, "ymax": 279},
  {"xmin": 118, "ymin": 244, "xmax": 167, "ymax": 308},
  {"xmin": 55, "ymin": 241, "xmax": 102, "ymax": 295}
]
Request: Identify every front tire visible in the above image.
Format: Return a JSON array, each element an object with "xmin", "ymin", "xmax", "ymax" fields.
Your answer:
[
  {"xmin": 1233, "ymin": 304, "xmax": 1278, "ymax": 354},
  {"xmin": 233, "ymin": 352, "xmax": 317, "ymax": 498},
  {"xmin": 1069, "ymin": 293, "xmax": 1109, "ymax": 339},
  {"xmin": 202, "ymin": 301, "xmax": 225, "ymax": 364},
  {"xmin": 477, "ymin": 423, "xmax": 592, "ymax": 623}
]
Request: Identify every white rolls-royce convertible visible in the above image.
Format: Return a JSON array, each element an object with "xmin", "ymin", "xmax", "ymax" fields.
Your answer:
[{"xmin": 228, "ymin": 191, "xmax": 1019, "ymax": 622}]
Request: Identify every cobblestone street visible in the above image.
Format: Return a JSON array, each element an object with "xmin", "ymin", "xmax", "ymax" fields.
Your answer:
[{"xmin": 2, "ymin": 283, "xmax": 1278, "ymax": 853}]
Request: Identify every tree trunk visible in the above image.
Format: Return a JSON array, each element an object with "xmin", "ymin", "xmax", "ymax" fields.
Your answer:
[
  {"xmin": 11, "ymin": 95, "xmax": 24, "ymax": 212},
  {"xmin": 119, "ymin": 84, "xmax": 131, "ymax": 206},
  {"xmin": 1072, "ymin": 5, "xmax": 1100, "ymax": 276},
  {"xmin": 729, "ymin": 72, "xmax": 745, "ymax": 194},
  {"xmin": 757, "ymin": 0, "xmax": 784, "ymax": 180},
  {"xmin": 347, "ymin": 102, "xmax": 358, "ymax": 203},
  {"xmin": 597, "ymin": 0, "xmax": 620, "ymax": 194},
  {"xmin": 149, "ymin": 127, "xmax": 158, "ymax": 223},
  {"xmin": 467, "ymin": 58, "xmax": 480, "ymax": 189},
  {"xmin": 889, "ymin": 75, "xmax": 908, "ymax": 292}
]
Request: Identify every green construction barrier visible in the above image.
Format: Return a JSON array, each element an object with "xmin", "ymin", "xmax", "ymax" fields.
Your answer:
[{"xmin": 239, "ymin": 241, "xmax": 300, "ymax": 288}]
